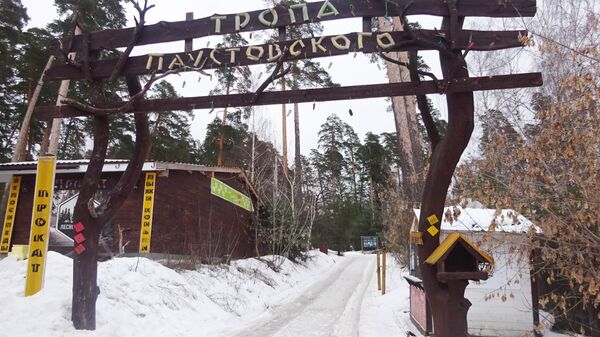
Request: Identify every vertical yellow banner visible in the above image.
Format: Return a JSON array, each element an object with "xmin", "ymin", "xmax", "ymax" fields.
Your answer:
[
  {"xmin": 25, "ymin": 156, "xmax": 56, "ymax": 297},
  {"xmin": 1, "ymin": 176, "xmax": 22, "ymax": 253},
  {"xmin": 139, "ymin": 172, "xmax": 156, "ymax": 254}
]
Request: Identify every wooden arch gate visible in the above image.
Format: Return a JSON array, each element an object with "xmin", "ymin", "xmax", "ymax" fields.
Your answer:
[{"xmin": 34, "ymin": 0, "xmax": 541, "ymax": 334}]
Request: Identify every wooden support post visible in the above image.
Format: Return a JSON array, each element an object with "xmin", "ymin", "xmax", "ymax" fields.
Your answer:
[
  {"xmin": 382, "ymin": 248, "xmax": 387, "ymax": 295},
  {"xmin": 377, "ymin": 250, "xmax": 381, "ymax": 291},
  {"xmin": 184, "ymin": 12, "xmax": 193, "ymax": 52}
]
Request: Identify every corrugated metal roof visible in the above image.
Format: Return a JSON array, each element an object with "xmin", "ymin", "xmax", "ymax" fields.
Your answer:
[{"xmin": 425, "ymin": 233, "xmax": 494, "ymax": 266}]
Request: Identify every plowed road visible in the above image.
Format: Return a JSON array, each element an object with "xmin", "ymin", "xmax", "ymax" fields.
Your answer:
[{"xmin": 224, "ymin": 254, "xmax": 375, "ymax": 337}]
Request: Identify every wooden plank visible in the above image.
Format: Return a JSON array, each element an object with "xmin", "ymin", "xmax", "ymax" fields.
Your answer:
[
  {"xmin": 34, "ymin": 73, "xmax": 543, "ymax": 119},
  {"xmin": 184, "ymin": 12, "xmax": 194, "ymax": 52},
  {"xmin": 59, "ymin": 0, "xmax": 537, "ymax": 53},
  {"xmin": 46, "ymin": 30, "xmax": 528, "ymax": 81},
  {"xmin": 436, "ymin": 271, "xmax": 489, "ymax": 282}
]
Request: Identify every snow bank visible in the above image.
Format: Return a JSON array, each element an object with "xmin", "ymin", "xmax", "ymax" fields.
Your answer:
[
  {"xmin": 359, "ymin": 255, "xmax": 420, "ymax": 337},
  {"xmin": 0, "ymin": 251, "xmax": 339, "ymax": 337}
]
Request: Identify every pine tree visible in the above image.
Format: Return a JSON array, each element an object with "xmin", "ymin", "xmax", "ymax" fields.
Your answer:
[
  {"xmin": 267, "ymin": 0, "xmax": 337, "ymax": 195},
  {"xmin": 147, "ymin": 81, "xmax": 200, "ymax": 163},
  {"xmin": 210, "ymin": 33, "xmax": 252, "ymax": 166},
  {"xmin": 48, "ymin": 0, "xmax": 129, "ymax": 159},
  {"xmin": 357, "ymin": 133, "xmax": 390, "ymax": 233},
  {"xmin": 0, "ymin": 0, "xmax": 29, "ymax": 161},
  {"xmin": 199, "ymin": 110, "xmax": 250, "ymax": 167}
]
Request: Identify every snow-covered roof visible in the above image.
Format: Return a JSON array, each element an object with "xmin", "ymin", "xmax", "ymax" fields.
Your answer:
[
  {"xmin": 0, "ymin": 160, "xmax": 244, "ymax": 175},
  {"xmin": 0, "ymin": 160, "xmax": 260, "ymax": 202},
  {"xmin": 413, "ymin": 206, "xmax": 540, "ymax": 233}
]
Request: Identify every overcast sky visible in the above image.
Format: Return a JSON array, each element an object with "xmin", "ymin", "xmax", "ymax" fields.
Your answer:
[{"xmin": 21, "ymin": 0, "xmax": 469, "ymax": 157}]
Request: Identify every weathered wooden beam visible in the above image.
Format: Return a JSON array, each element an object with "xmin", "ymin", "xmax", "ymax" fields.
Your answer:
[
  {"xmin": 436, "ymin": 271, "xmax": 489, "ymax": 282},
  {"xmin": 184, "ymin": 12, "xmax": 194, "ymax": 52},
  {"xmin": 34, "ymin": 72, "xmax": 542, "ymax": 119},
  {"xmin": 46, "ymin": 30, "xmax": 528, "ymax": 81},
  {"xmin": 58, "ymin": 0, "xmax": 537, "ymax": 54}
]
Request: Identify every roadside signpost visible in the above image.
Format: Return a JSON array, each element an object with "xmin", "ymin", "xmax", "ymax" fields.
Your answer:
[{"xmin": 361, "ymin": 236, "xmax": 378, "ymax": 251}]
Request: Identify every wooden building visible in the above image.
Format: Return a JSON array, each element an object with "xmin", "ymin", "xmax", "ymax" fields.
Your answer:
[
  {"xmin": 408, "ymin": 206, "xmax": 540, "ymax": 337},
  {"xmin": 0, "ymin": 160, "xmax": 259, "ymax": 260}
]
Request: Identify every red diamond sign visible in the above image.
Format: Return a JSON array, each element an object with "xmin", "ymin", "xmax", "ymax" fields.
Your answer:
[
  {"xmin": 74, "ymin": 244, "xmax": 86, "ymax": 255},
  {"xmin": 74, "ymin": 233, "xmax": 85, "ymax": 244},
  {"xmin": 74, "ymin": 222, "xmax": 85, "ymax": 233}
]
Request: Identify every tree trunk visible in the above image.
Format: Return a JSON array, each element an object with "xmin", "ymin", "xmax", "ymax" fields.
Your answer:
[
  {"xmin": 280, "ymin": 78, "xmax": 288, "ymax": 177},
  {"xmin": 378, "ymin": 17, "xmax": 425, "ymax": 205},
  {"xmin": 71, "ymin": 216, "xmax": 102, "ymax": 329},
  {"xmin": 293, "ymin": 101, "xmax": 302, "ymax": 201},
  {"xmin": 40, "ymin": 125, "xmax": 51, "ymax": 155},
  {"xmin": 14, "ymin": 56, "xmax": 55, "ymax": 161},
  {"xmin": 250, "ymin": 112, "xmax": 256, "ymax": 182},
  {"xmin": 417, "ymin": 17, "xmax": 475, "ymax": 337},
  {"xmin": 294, "ymin": 103, "xmax": 302, "ymax": 189},
  {"xmin": 48, "ymin": 24, "xmax": 82, "ymax": 156},
  {"xmin": 71, "ymin": 113, "xmax": 110, "ymax": 330},
  {"xmin": 216, "ymin": 80, "xmax": 231, "ymax": 166},
  {"xmin": 278, "ymin": 27, "xmax": 289, "ymax": 178},
  {"xmin": 71, "ymin": 77, "xmax": 150, "ymax": 330}
]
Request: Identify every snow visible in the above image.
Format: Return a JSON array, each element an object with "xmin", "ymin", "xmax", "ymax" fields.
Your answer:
[
  {"xmin": 414, "ymin": 206, "xmax": 541, "ymax": 233},
  {"xmin": 0, "ymin": 251, "xmax": 341, "ymax": 337},
  {"xmin": 0, "ymin": 250, "xmax": 577, "ymax": 337},
  {"xmin": 359, "ymin": 255, "xmax": 421, "ymax": 337}
]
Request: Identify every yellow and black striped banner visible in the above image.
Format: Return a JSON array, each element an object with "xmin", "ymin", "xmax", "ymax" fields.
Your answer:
[
  {"xmin": 139, "ymin": 172, "xmax": 156, "ymax": 254},
  {"xmin": 0, "ymin": 176, "xmax": 22, "ymax": 253}
]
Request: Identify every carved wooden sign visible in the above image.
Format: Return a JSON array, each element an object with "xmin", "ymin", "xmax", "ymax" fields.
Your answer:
[
  {"xmin": 35, "ymin": 0, "xmax": 542, "ymax": 119},
  {"xmin": 58, "ymin": 0, "xmax": 537, "ymax": 53},
  {"xmin": 47, "ymin": 29, "xmax": 528, "ymax": 81}
]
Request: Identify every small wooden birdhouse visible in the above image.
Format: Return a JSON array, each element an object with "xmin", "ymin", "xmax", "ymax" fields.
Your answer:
[{"xmin": 425, "ymin": 233, "xmax": 494, "ymax": 283}]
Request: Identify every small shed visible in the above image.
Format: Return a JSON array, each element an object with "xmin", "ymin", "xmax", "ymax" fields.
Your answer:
[
  {"xmin": 407, "ymin": 206, "xmax": 540, "ymax": 337},
  {"xmin": 0, "ymin": 160, "xmax": 260, "ymax": 261}
]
